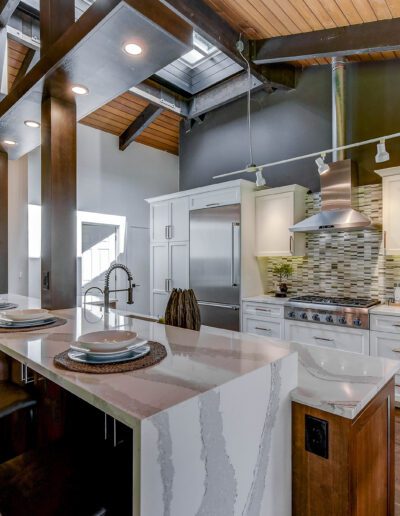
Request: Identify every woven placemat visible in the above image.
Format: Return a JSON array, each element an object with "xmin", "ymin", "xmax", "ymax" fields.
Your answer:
[
  {"xmin": 53, "ymin": 341, "xmax": 167, "ymax": 374},
  {"xmin": 0, "ymin": 317, "xmax": 67, "ymax": 333}
]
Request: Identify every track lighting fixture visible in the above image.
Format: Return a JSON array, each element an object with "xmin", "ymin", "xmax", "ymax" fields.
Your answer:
[
  {"xmin": 375, "ymin": 139, "xmax": 390, "ymax": 163},
  {"xmin": 255, "ymin": 168, "xmax": 266, "ymax": 187},
  {"xmin": 315, "ymin": 154, "xmax": 330, "ymax": 175}
]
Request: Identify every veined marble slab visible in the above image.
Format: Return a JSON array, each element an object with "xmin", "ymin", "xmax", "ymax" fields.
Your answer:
[{"xmin": 141, "ymin": 352, "xmax": 297, "ymax": 516}]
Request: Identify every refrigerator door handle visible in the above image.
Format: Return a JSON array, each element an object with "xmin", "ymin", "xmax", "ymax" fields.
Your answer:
[
  {"xmin": 197, "ymin": 301, "xmax": 240, "ymax": 310},
  {"xmin": 231, "ymin": 222, "xmax": 240, "ymax": 287}
]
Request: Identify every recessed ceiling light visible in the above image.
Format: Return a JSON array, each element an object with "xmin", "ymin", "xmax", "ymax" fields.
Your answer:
[
  {"xmin": 71, "ymin": 85, "xmax": 89, "ymax": 95},
  {"xmin": 3, "ymin": 139, "xmax": 16, "ymax": 146},
  {"xmin": 24, "ymin": 120, "xmax": 40, "ymax": 128},
  {"xmin": 124, "ymin": 42, "xmax": 142, "ymax": 56}
]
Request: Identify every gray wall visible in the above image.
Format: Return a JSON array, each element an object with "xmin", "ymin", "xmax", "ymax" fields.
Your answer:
[{"xmin": 180, "ymin": 60, "xmax": 400, "ymax": 192}]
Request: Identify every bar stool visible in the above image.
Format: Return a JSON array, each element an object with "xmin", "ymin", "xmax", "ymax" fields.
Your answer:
[{"xmin": 0, "ymin": 381, "xmax": 37, "ymax": 419}]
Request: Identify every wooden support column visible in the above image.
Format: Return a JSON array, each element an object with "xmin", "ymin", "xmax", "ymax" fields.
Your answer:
[
  {"xmin": 40, "ymin": 0, "xmax": 77, "ymax": 309},
  {"xmin": 0, "ymin": 152, "xmax": 7, "ymax": 294}
]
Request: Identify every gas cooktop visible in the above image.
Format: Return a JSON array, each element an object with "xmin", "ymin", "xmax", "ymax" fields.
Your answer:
[
  {"xmin": 284, "ymin": 295, "xmax": 380, "ymax": 329},
  {"xmin": 288, "ymin": 295, "xmax": 380, "ymax": 309}
]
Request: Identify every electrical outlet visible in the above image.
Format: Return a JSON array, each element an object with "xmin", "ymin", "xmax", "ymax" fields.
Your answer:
[{"xmin": 305, "ymin": 414, "xmax": 329, "ymax": 459}]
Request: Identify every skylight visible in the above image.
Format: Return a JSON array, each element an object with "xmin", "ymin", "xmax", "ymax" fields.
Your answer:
[{"xmin": 179, "ymin": 31, "xmax": 219, "ymax": 68}]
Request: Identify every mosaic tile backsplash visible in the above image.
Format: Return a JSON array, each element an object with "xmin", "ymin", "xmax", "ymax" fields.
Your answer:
[{"xmin": 257, "ymin": 184, "xmax": 400, "ymax": 300}]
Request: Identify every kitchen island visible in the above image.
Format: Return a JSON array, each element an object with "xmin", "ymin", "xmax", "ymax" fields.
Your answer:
[{"xmin": 0, "ymin": 294, "xmax": 398, "ymax": 515}]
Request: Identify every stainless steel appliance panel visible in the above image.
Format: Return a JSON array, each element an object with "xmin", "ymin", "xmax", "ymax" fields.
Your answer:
[
  {"xmin": 189, "ymin": 204, "xmax": 240, "ymax": 306},
  {"xmin": 198, "ymin": 302, "xmax": 240, "ymax": 331}
]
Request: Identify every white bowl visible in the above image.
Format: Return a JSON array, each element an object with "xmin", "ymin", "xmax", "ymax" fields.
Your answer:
[
  {"xmin": 0, "ymin": 308, "xmax": 49, "ymax": 322},
  {"xmin": 77, "ymin": 330, "xmax": 138, "ymax": 352}
]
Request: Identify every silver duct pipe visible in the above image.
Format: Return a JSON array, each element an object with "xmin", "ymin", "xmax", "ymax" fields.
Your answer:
[{"xmin": 332, "ymin": 57, "xmax": 346, "ymax": 162}]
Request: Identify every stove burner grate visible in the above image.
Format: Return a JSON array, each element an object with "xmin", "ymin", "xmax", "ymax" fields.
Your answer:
[{"xmin": 288, "ymin": 295, "xmax": 380, "ymax": 308}]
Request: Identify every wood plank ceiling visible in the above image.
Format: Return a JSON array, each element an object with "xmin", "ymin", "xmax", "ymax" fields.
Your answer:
[
  {"xmin": 205, "ymin": 0, "xmax": 400, "ymax": 65},
  {"xmin": 6, "ymin": 38, "xmax": 181, "ymax": 155},
  {"xmin": 7, "ymin": 38, "xmax": 30, "ymax": 91},
  {"xmin": 80, "ymin": 92, "xmax": 181, "ymax": 155}
]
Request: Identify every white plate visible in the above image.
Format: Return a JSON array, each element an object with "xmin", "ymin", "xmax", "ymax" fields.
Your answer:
[
  {"xmin": 68, "ymin": 345, "xmax": 150, "ymax": 364},
  {"xmin": 77, "ymin": 330, "xmax": 138, "ymax": 352},
  {"xmin": 70, "ymin": 338, "xmax": 148, "ymax": 356},
  {"xmin": 0, "ymin": 308, "xmax": 49, "ymax": 322}
]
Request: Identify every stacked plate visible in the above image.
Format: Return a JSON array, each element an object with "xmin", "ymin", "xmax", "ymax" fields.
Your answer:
[
  {"xmin": 0, "ymin": 309, "xmax": 57, "ymax": 329},
  {"xmin": 68, "ymin": 330, "xmax": 150, "ymax": 364},
  {"xmin": 0, "ymin": 301, "xmax": 18, "ymax": 311}
]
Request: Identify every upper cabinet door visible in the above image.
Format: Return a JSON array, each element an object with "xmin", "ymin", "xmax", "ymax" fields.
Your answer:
[
  {"xmin": 255, "ymin": 186, "xmax": 306, "ymax": 257},
  {"xmin": 382, "ymin": 174, "xmax": 400, "ymax": 255},
  {"xmin": 256, "ymin": 191, "xmax": 294, "ymax": 256},
  {"xmin": 170, "ymin": 197, "xmax": 189, "ymax": 242},
  {"xmin": 151, "ymin": 201, "xmax": 170, "ymax": 243}
]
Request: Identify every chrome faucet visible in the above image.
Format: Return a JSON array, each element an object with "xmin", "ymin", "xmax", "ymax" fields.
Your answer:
[{"xmin": 104, "ymin": 263, "xmax": 135, "ymax": 313}]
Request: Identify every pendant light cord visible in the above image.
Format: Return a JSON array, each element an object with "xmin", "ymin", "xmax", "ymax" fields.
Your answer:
[{"xmin": 238, "ymin": 38, "xmax": 254, "ymax": 168}]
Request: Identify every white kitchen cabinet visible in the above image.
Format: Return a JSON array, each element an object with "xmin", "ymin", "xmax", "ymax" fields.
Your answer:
[
  {"xmin": 242, "ymin": 300, "xmax": 285, "ymax": 338},
  {"xmin": 370, "ymin": 331, "xmax": 400, "ymax": 386},
  {"xmin": 370, "ymin": 313, "xmax": 400, "ymax": 335},
  {"xmin": 376, "ymin": 166, "xmax": 400, "ymax": 255},
  {"xmin": 150, "ymin": 241, "xmax": 189, "ymax": 317},
  {"xmin": 150, "ymin": 197, "xmax": 189, "ymax": 243},
  {"xmin": 189, "ymin": 187, "xmax": 240, "ymax": 210},
  {"xmin": 243, "ymin": 315, "xmax": 284, "ymax": 339},
  {"xmin": 284, "ymin": 320, "xmax": 370, "ymax": 355},
  {"xmin": 255, "ymin": 185, "xmax": 307, "ymax": 257}
]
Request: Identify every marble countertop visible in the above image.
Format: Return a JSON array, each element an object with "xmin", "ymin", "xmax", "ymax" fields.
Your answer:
[
  {"xmin": 0, "ymin": 294, "xmax": 399, "ymax": 423},
  {"xmin": 0, "ymin": 295, "xmax": 292, "ymax": 428},
  {"xmin": 370, "ymin": 303, "xmax": 400, "ymax": 316},
  {"xmin": 242, "ymin": 295, "xmax": 287, "ymax": 304}
]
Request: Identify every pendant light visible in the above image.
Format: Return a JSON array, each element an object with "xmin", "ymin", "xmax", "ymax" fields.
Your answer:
[{"xmin": 315, "ymin": 153, "xmax": 330, "ymax": 175}]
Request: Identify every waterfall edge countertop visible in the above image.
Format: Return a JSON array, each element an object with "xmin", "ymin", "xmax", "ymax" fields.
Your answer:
[{"xmin": 0, "ymin": 294, "xmax": 399, "ymax": 424}]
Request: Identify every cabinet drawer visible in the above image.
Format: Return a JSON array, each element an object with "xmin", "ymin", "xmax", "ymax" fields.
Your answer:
[
  {"xmin": 189, "ymin": 188, "xmax": 240, "ymax": 210},
  {"xmin": 242, "ymin": 302, "xmax": 284, "ymax": 319},
  {"xmin": 370, "ymin": 314, "xmax": 400, "ymax": 335},
  {"xmin": 284, "ymin": 321, "xmax": 369, "ymax": 355},
  {"xmin": 243, "ymin": 315, "xmax": 284, "ymax": 339},
  {"xmin": 370, "ymin": 331, "xmax": 400, "ymax": 385}
]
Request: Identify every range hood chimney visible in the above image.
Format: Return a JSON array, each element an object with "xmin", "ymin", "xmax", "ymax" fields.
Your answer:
[{"xmin": 290, "ymin": 58, "xmax": 374, "ymax": 233}]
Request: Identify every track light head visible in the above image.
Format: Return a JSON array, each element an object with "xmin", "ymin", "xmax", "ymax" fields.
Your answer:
[
  {"xmin": 255, "ymin": 168, "xmax": 266, "ymax": 187},
  {"xmin": 315, "ymin": 154, "xmax": 330, "ymax": 175},
  {"xmin": 375, "ymin": 140, "xmax": 390, "ymax": 163}
]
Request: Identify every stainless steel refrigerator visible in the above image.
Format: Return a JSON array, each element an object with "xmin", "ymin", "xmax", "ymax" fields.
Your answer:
[{"xmin": 189, "ymin": 204, "xmax": 240, "ymax": 331}]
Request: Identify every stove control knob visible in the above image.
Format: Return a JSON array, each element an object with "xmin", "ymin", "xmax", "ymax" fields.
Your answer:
[
  {"xmin": 312, "ymin": 313, "xmax": 320, "ymax": 321},
  {"xmin": 288, "ymin": 311, "xmax": 296, "ymax": 318},
  {"xmin": 325, "ymin": 315, "xmax": 334, "ymax": 323},
  {"xmin": 300, "ymin": 312, "xmax": 308, "ymax": 320},
  {"xmin": 353, "ymin": 318, "xmax": 362, "ymax": 327},
  {"xmin": 338, "ymin": 316, "xmax": 347, "ymax": 325}
]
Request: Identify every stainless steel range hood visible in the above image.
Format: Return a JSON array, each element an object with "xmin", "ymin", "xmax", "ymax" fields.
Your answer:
[
  {"xmin": 290, "ymin": 159, "xmax": 374, "ymax": 232},
  {"xmin": 290, "ymin": 57, "xmax": 374, "ymax": 233}
]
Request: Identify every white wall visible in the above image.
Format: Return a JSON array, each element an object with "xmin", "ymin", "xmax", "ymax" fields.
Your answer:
[
  {"xmin": 26, "ymin": 123, "xmax": 180, "ymax": 313},
  {"xmin": 8, "ymin": 156, "xmax": 29, "ymax": 296}
]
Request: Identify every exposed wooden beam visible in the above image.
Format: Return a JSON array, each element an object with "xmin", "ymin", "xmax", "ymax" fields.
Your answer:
[
  {"xmin": 158, "ymin": 0, "xmax": 295, "ymax": 90},
  {"xmin": 253, "ymin": 18, "xmax": 400, "ymax": 64},
  {"xmin": 0, "ymin": 151, "xmax": 7, "ymax": 293},
  {"xmin": 188, "ymin": 72, "xmax": 263, "ymax": 118},
  {"xmin": 119, "ymin": 104, "xmax": 163, "ymax": 151},
  {"xmin": 13, "ymin": 48, "xmax": 38, "ymax": 86},
  {"xmin": 0, "ymin": 0, "xmax": 19, "ymax": 27},
  {"xmin": 41, "ymin": 0, "xmax": 77, "ymax": 309}
]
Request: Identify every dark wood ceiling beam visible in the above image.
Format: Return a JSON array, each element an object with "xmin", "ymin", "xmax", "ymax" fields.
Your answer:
[
  {"xmin": 0, "ymin": 0, "xmax": 20, "ymax": 27},
  {"xmin": 158, "ymin": 0, "xmax": 295, "ymax": 90},
  {"xmin": 253, "ymin": 18, "xmax": 400, "ymax": 64},
  {"xmin": 119, "ymin": 104, "xmax": 163, "ymax": 151},
  {"xmin": 188, "ymin": 71, "xmax": 263, "ymax": 118}
]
